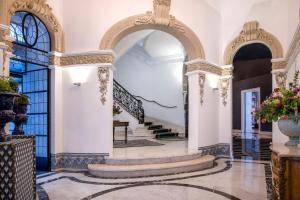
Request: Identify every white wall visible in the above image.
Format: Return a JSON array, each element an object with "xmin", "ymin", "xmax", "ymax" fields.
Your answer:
[
  {"xmin": 60, "ymin": 65, "xmax": 113, "ymax": 154},
  {"xmin": 114, "ymin": 46, "xmax": 185, "ymax": 129},
  {"xmin": 220, "ymin": 0, "xmax": 300, "ymax": 63}
]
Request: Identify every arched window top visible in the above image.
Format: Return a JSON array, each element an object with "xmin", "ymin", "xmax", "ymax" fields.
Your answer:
[{"xmin": 10, "ymin": 11, "xmax": 51, "ymax": 52}]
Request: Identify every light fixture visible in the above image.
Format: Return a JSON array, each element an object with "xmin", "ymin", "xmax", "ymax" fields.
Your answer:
[{"xmin": 73, "ymin": 82, "xmax": 81, "ymax": 86}]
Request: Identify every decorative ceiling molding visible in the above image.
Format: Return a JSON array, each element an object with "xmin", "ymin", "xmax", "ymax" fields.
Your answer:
[
  {"xmin": 6, "ymin": 0, "xmax": 65, "ymax": 52},
  {"xmin": 100, "ymin": 0, "xmax": 205, "ymax": 61},
  {"xmin": 186, "ymin": 59, "xmax": 222, "ymax": 76},
  {"xmin": 49, "ymin": 51, "xmax": 115, "ymax": 67},
  {"xmin": 223, "ymin": 21, "xmax": 283, "ymax": 65}
]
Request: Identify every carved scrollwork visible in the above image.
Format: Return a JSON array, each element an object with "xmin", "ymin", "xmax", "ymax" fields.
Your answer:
[
  {"xmin": 275, "ymin": 72, "xmax": 287, "ymax": 88},
  {"xmin": 219, "ymin": 78, "xmax": 230, "ymax": 106},
  {"xmin": 199, "ymin": 73, "xmax": 206, "ymax": 105},
  {"xmin": 49, "ymin": 54, "xmax": 114, "ymax": 66},
  {"xmin": 187, "ymin": 61, "xmax": 222, "ymax": 76},
  {"xmin": 224, "ymin": 21, "xmax": 283, "ymax": 65},
  {"xmin": 98, "ymin": 67, "xmax": 110, "ymax": 105}
]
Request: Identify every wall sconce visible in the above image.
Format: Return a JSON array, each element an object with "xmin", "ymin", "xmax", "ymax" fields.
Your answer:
[{"xmin": 73, "ymin": 82, "xmax": 81, "ymax": 86}]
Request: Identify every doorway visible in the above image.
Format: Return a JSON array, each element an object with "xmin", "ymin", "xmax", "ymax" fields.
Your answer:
[{"xmin": 241, "ymin": 88, "xmax": 260, "ymax": 137}]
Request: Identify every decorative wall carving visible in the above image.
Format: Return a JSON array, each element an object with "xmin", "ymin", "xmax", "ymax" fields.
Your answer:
[
  {"xmin": 272, "ymin": 60, "xmax": 288, "ymax": 70},
  {"xmin": 219, "ymin": 78, "xmax": 230, "ymax": 106},
  {"xmin": 6, "ymin": 0, "xmax": 65, "ymax": 52},
  {"xmin": 275, "ymin": 72, "xmax": 287, "ymax": 88},
  {"xmin": 49, "ymin": 54, "xmax": 114, "ymax": 66},
  {"xmin": 98, "ymin": 67, "xmax": 110, "ymax": 105},
  {"xmin": 100, "ymin": 1, "xmax": 205, "ymax": 60},
  {"xmin": 198, "ymin": 73, "xmax": 206, "ymax": 105},
  {"xmin": 187, "ymin": 61, "xmax": 222, "ymax": 76},
  {"xmin": 224, "ymin": 21, "xmax": 283, "ymax": 65}
]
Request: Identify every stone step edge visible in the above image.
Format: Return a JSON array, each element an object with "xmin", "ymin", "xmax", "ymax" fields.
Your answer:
[
  {"xmin": 88, "ymin": 155, "xmax": 215, "ymax": 178},
  {"xmin": 104, "ymin": 152, "xmax": 204, "ymax": 165}
]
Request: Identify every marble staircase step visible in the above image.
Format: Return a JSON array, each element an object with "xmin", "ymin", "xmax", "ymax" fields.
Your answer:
[
  {"xmin": 88, "ymin": 155, "xmax": 215, "ymax": 178},
  {"xmin": 148, "ymin": 125, "xmax": 163, "ymax": 130},
  {"xmin": 155, "ymin": 132, "xmax": 179, "ymax": 138},
  {"xmin": 153, "ymin": 128, "xmax": 171, "ymax": 134},
  {"xmin": 144, "ymin": 122, "xmax": 153, "ymax": 126}
]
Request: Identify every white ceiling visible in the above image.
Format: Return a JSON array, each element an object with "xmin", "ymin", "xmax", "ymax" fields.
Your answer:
[{"xmin": 114, "ymin": 30, "xmax": 185, "ymax": 61}]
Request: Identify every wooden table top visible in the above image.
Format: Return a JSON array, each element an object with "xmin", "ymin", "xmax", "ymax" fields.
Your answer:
[{"xmin": 113, "ymin": 121, "xmax": 129, "ymax": 127}]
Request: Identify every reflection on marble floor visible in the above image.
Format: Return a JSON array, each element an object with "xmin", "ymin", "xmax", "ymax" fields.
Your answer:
[{"xmin": 37, "ymin": 158, "xmax": 271, "ymax": 200}]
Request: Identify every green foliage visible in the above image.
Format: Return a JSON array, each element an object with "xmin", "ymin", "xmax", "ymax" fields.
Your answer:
[
  {"xmin": 15, "ymin": 94, "xmax": 30, "ymax": 105},
  {"xmin": 255, "ymin": 71, "xmax": 300, "ymax": 123},
  {"xmin": 0, "ymin": 76, "xmax": 19, "ymax": 93},
  {"xmin": 113, "ymin": 102, "xmax": 122, "ymax": 116}
]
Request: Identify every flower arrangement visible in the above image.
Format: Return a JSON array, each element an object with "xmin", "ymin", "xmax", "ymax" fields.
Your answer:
[
  {"xmin": 255, "ymin": 70, "xmax": 300, "ymax": 123},
  {"xmin": 113, "ymin": 102, "xmax": 122, "ymax": 116}
]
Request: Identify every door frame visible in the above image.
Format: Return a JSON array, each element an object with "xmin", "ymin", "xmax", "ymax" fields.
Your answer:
[{"xmin": 241, "ymin": 87, "xmax": 260, "ymax": 133}]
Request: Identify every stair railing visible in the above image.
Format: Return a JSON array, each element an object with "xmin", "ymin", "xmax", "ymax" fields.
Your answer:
[{"xmin": 113, "ymin": 80, "xmax": 144, "ymax": 124}]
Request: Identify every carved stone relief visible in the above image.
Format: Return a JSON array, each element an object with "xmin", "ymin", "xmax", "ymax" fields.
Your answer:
[
  {"xmin": 49, "ymin": 54, "xmax": 114, "ymax": 66},
  {"xmin": 187, "ymin": 61, "xmax": 222, "ymax": 76},
  {"xmin": 275, "ymin": 72, "xmax": 287, "ymax": 88},
  {"xmin": 219, "ymin": 78, "xmax": 230, "ymax": 106},
  {"xmin": 98, "ymin": 67, "xmax": 110, "ymax": 105},
  {"xmin": 224, "ymin": 21, "xmax": 283, "ymax": 65},
  {"xmin": 198, "ymin": 73, "xmax": 206, "ymax": 105},
  {"xmin": 272, "ymin": 60, "xmax": 287, "ymax": 70}
]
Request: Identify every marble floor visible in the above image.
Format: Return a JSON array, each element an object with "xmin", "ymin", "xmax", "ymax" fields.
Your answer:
[
  {"xmin": 37, "ymin": 158, "xmax": 272, "ymax": 200},
  {"xmin": 112, "ymin": 135, "xmax": 193, "ymax": 159}
]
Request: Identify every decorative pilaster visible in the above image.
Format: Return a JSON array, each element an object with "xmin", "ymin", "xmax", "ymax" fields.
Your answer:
[
  {"xmin": 98, "ymin": 67, "xmax": 110, "ymax": 105},
  {"xmin": 198, "ymin": 73, "xmax": 205, "ymax": 105},
  {"xmin": 0, "ymin": 24, "xmax": 14, "ymax": 76}
]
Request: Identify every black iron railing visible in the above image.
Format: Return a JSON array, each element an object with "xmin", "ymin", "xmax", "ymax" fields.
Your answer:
[{"xmin": 113, "ymin": 80, "xmax": 144, "ymax": 124}]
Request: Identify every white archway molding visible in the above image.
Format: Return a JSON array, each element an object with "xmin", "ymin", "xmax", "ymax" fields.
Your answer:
[{"xmin": 223, "ymin": 21, "xmax": 284, "ymax": 66}]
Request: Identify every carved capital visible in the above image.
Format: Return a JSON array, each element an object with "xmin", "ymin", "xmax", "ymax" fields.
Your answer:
[
  {"xmin": 274, "ymin": 72, "xmax": 287, "ymax": 88},
  {"xmin": 272, "ymin": 60, "xmax": 287, "ymax": 70},
  {"xmin": 198, "ymin": 73, "xmax": 206, "ymax": 105},
  {"xmin": 98, "ymin": 67, "xmax": 110, "ymax": 105},
  {"xmin": 187, "ymin": 60, "xmax": 222, "ymax": 76},
  {"xmin": 49, "ymin": 53, "xmax": 114, "ymax": 66}
]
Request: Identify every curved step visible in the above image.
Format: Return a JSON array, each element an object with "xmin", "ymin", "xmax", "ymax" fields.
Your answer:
[
  {"xmin": 105, "ymin": 152, "xmax": 204, "ymax": 165},
  {"xmin": 88, "ymin": 155, "xmax": 215, "ymax": 178}
]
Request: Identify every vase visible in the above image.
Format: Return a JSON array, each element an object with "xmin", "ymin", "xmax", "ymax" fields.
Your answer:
[
  {"xmin": 278, "ymin": 117, "xmax": 300, "ymax": 146},
  {"xmin": 0, "ymin": 92, "xmax": 18, "ymax": 142},
  {"xmin": 13, "ymin": 104, "xmax": 28, "ymax": 135}
]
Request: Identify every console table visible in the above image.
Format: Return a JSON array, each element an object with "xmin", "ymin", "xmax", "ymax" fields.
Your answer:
[
  {"xmin": 113, "ymin": 121, "xmax": 129, "ymax": 144},
  {"xmin": 271, "ymin": 144, "xmax": 300, "ymax": 200}
]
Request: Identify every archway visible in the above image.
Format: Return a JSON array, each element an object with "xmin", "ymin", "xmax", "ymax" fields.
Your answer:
[
  {"xmin": 223, "ymin": 21, "xmax": 284, "ymax": 161},
  {"xmin": 6, "ymin": 0, "xmax": 65, "ymax": 52},
  {"xmin": 100, "ymin": 0, "xmax": 206, "ymax": 155},
  {"xmin": 223, "ymin": 21, "xmax": 283, "ymax": 65}
]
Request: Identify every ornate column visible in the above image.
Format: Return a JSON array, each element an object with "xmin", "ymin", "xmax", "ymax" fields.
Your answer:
[
  {"xmin": 186, "ymin": 59, "xmax": 222, "ymax": 153},
  {"xmin": 271, "ymin": 58, "xmax": 289, "ymax": 144},
  {"xmin": 218, "ymin": 66, "xmax": 233, "ymax": 156},
  {"xmin": 49, "ymin": 51, "xmax": 115, "ymax": 169},
  {"xmin": 0, "ymin": 24, "xmax": 14, "ymax": 76}
]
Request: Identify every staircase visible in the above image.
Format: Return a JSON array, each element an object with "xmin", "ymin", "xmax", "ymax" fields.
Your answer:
[
  {"xmin": 114, "ymin": 80, "xmax": 181, "ymax": 139},
  {"xmin": 144, "ymin": 121, "xmax": 179, "ymax": 139},
  {"xmin": 88, "ymin": 153, "xmax": 215, "ymax": 178},
  {"xmin": 113, "ymin": 80, "xmax": 144, "ymax": 124}
]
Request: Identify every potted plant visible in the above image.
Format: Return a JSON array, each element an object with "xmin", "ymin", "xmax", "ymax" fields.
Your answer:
[
  {"xmin": 255, "ymin": 71, "xmax": 300, "ymax": 146},
  {"xmin": 13, "ymin": 94, "xmax": 30, "ymax": 135},
  {"xmin": 113, "ymin": 102, "xmax": 122, "ymax": 117},
  {"xmin": 0, "ymin": 76, "xmax": 19, "ymax": 142}
]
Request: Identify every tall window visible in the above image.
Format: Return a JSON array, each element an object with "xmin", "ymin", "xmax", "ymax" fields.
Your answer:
[{"xmin": 10, "ymin": 11, "xmax": 51, "ymax": 171}]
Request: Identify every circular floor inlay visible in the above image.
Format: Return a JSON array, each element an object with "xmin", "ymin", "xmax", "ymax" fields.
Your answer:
[{"xmin": 87, "ymin": 183, "xmax": 240, "ymax": 200}]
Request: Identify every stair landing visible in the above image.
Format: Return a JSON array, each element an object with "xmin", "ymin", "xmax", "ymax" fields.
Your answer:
[{"xmin": 88, "ymin": 154, "xmax": 215, "ymax": 178}]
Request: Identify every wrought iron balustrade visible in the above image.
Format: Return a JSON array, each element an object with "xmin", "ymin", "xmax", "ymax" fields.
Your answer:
[{"xmin": 113, "ymin": 80, "xmax": 144, "ymax": 124}]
